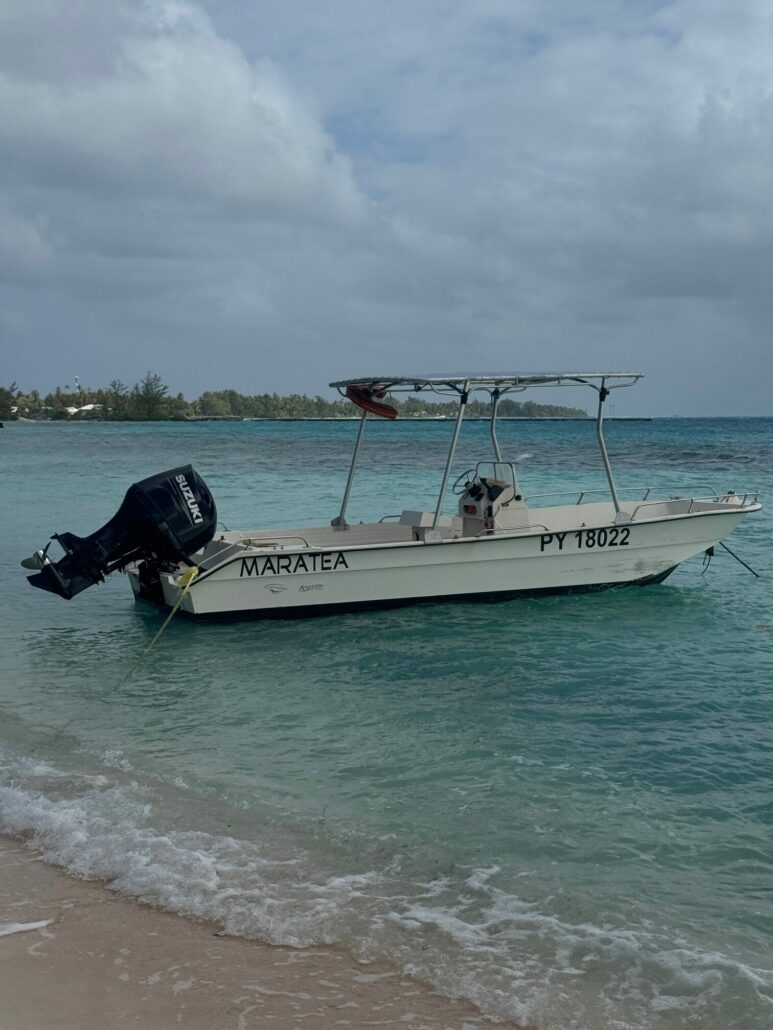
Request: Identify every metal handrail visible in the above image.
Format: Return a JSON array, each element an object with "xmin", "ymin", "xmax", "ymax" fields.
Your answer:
[
  {"xmin": 688, "ymin": 491, "xmax": 759, "ymax": 511},
  {"xmin": 742, "ymin": 491, "xmax": 760, "ymax": 505},
  {"xmin": 240, "ymin": 534, "xmax": 312, "ymax": 549},
  {"xmin": 629, "ymin": 494, "xmax": 757, "ymax": 521},
  {"xmin": 629, "ymin": 497, "xmax": 697, "ymax": 521},
  {"xmin": 475, "ymin": 523, "xmax": 551, "ymax": 537},
  {"xmin": 525, "ymin": 483, "xmax": 725, "ymax": 507},
  {"xmin": 526, "ymin": 487, "xmax": 621, "ymax": 505},
  {"xmin": 378, "ymin": 514, "xmax": 402, "ymax": 522}
]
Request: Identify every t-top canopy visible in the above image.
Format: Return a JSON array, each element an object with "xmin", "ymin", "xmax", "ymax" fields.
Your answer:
[{"xmin": 330, "ymin": 373, "xmax": 643, "ymax": 397}]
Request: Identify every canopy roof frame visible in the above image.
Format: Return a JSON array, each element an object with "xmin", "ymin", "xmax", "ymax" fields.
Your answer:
[
  {"xmin": 330, "ymin": 372, "xmax": 643, "ymax": 399},
  {"xmin": 330, "ymin": 373, "xmax": 644, "ymax": 533}
]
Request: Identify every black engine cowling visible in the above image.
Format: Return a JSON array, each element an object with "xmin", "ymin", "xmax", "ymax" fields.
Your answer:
[{"xmin": 25, "ymin": 465, "xmax": 216, "ymax": 599}]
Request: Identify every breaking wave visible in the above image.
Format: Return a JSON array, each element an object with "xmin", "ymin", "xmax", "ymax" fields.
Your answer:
[{"xmin": 2, "ymin": 748, "xmax": 771, "ymax": 1029}]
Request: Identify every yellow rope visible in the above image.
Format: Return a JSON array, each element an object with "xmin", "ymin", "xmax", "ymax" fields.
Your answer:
[{"xmin": 119, "ymin": 567, "xmax": 199, "ymax": 688}]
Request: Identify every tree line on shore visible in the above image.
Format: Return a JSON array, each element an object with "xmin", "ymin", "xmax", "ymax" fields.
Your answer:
[{"xmin": 1, "ymin": 373, "xmax": 587, "ymax": 421}]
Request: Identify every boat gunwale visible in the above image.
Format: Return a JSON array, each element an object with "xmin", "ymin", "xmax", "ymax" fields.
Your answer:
[{"xmin": 179, "ymin": 502, "xmax": 761, "ymax": 587}]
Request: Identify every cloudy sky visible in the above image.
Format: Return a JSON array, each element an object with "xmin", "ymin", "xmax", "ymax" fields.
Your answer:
[{"xmin": 1, "ymin": 0, "xmax": 772, "ymax": 414}]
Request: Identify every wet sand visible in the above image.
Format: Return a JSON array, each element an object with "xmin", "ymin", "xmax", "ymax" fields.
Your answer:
[{"xmin": 0, "ymin": 835, "xmax": 518, "ymax": 1029}]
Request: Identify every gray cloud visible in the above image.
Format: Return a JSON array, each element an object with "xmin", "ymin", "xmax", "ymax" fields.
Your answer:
[{"xmin": 1, "ymin": 0, "xmax": 772, "ymax": 412}]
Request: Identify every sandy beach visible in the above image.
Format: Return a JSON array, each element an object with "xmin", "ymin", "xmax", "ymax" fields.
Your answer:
[{"xmin": 0, "ymin": 835, "xmax": 518, "ymax": 1030}]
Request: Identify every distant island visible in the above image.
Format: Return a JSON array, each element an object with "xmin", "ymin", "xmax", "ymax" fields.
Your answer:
[{"xmin": 1, "ymin": 373, "xmax": 587, "ymax": 421}]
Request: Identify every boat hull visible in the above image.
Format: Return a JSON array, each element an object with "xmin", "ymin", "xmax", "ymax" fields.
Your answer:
[{"xmin": 129, "ymin": 507, "xmax": 750, "ymax": 618}]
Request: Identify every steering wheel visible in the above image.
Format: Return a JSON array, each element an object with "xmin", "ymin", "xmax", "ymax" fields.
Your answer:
[{"xmin": 452, "ymin": 469, "xmax": 477, "ymax": 495}]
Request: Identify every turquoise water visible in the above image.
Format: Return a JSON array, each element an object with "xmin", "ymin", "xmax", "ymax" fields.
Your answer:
[{"xmin": 1, "ymin": 418, "xmax": 772, "ymax": 1028}]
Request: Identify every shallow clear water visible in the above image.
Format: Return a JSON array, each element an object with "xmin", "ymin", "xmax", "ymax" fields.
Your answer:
[{"xmin": 1, "ymin": 418, "xmax": 772, "ymax": 1028}]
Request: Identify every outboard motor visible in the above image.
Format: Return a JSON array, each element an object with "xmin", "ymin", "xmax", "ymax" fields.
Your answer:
[{"xmin": 23, "ymin": 466, "xmax": 216, "ymax": 599}]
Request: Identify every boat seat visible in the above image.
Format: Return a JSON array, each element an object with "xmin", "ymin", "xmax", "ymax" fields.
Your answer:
[
  {"xmin": 400, "ymin": 511, "xmax": 463, "ymax": 540},
  {"xmin": 480, "ymin": 478, "xmax": 515, "ymax": 503}
]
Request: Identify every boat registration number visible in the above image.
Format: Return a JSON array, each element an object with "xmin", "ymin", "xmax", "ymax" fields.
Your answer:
[{"xmin": 539, "ymin": 528, "xmax": 631, "ymax": 552}]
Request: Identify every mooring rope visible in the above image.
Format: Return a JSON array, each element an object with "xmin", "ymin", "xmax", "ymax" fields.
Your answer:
[
  {"xmin": 718, "ymin": 541, "xmax": 761, "ymax": 579},
  {"xmin": 118, "ymin": 566, "xmax": 200, "ymax": 688}
]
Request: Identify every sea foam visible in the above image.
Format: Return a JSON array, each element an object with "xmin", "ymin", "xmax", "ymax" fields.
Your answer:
[{"xmin": 2, "ymin": 747, "xmax": 771, "ymax": 1029}]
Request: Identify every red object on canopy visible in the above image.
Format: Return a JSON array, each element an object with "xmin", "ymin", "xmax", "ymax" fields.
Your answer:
[{"xmin": 345, "ymin": 385, "xmax": 398, "ymax": 420}]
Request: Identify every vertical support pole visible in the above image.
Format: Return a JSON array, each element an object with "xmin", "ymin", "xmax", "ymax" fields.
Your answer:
[
  {"xmin": 596, "ymin": 378, "xmax": 626, "ymax": 521},
  {"xmin": 432, "ymin": 384, "xmax": 469, "ymax": 531},
  {"xmin": 332, "ymin": 408, "xmax": 367, "ymax": 528},
  {"xmin": 490, "ymin": 390, "xmax": 502, "ymax": 462}
]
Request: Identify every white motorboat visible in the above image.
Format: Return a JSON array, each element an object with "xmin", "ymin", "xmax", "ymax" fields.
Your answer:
[{"xmin": 24, "ymin": 373, "xmax": 761, "ymax": 618}]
